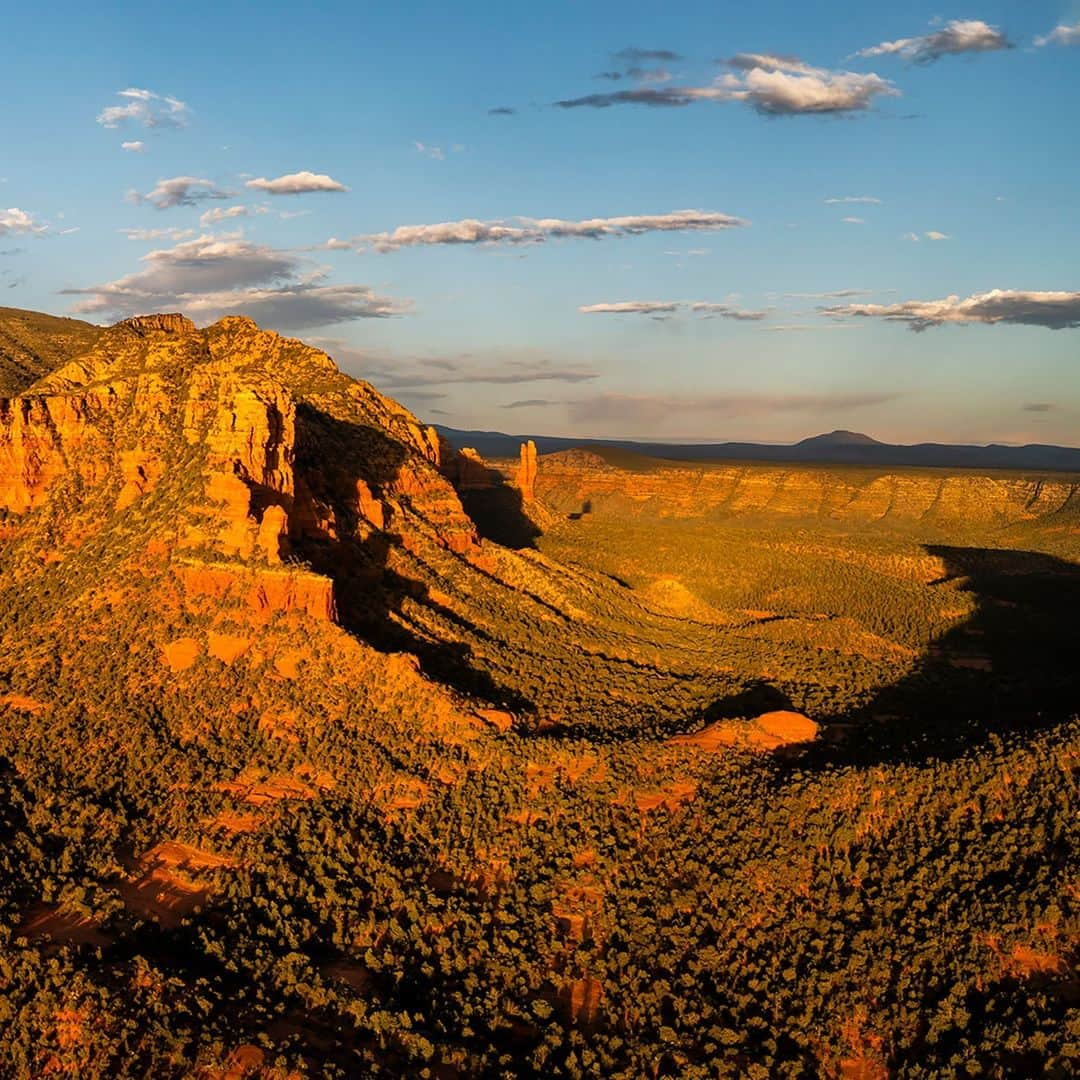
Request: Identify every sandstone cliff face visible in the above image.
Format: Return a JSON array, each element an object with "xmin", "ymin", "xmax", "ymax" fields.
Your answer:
[
  {"xmin": 0, "ymin": 311, "xmax": 482, "ymax": 596},
  {"xmin": 533, "ymin": 450, "xmax": 1080, "ymax": 531}
]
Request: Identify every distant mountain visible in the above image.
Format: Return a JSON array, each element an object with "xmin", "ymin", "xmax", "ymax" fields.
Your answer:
[
  {"xmin": 796, "ymin": 430, "xmax": 884, "ymax": 448},
  {"xmin": 435, "ymin": 425, "xmax": 1080, "ymax": 473}
]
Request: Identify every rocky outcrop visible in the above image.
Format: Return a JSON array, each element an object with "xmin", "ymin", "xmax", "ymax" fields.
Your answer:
[
  {"xmin": 0, "ymin": 312, "xmax": 483, "ymax": 570},
  {"xmin": 175, "ymin": 560, "xmax": 337, "ymax": 623},
  {"xmin": 441, "ymin": 447, "xmax": 494, "ymax": 490},
  {"xmin": 117, "ymin": 313, "xmax": 197, "ymax": 336},
  {"xmin": 515, "ymin": 440, "xmax": 538, "ymax": 502},
  {"xmin": 668, "ymin": 710, "xmax": 819, "ymax": 753}
]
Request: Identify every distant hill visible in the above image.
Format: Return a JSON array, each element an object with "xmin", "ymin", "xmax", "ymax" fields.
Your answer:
[
  {"xmin": 436, "ymin": 425, "xmax": 1080, "ymax": 472},
  {"xmin": 796, "ymin": 429, "xmax": 884, "ymax": 449}
]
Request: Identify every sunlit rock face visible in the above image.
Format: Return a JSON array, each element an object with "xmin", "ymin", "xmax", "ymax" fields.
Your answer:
[
  {"xmin": 531, "ymin": 448, "xmax": 1079, "ymax": 530},
  {"xmin": 0, "ymin": 311, "xmax": 482, "ymax": 566}
]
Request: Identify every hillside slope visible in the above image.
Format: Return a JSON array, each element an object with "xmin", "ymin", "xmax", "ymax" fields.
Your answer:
[
  {"xmin": 0, "ymin": 306, "xmax": 104, "ymax": 395},
  {"xmin": 1, "ymin": 312, "xmax": 1076, "ymax": 1078}
]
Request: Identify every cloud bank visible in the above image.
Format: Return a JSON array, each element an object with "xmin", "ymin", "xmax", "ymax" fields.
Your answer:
[
  {"xmin": 822, "ymin": 289, "xmax": 1080, "ymax": 331},
  {"xmin": 352, "ymin": 209, "xmax": 746, "ymax": 252},
  {"xmin": 63, "ymin": 233, "xmax": 408, "ymax": 329}
]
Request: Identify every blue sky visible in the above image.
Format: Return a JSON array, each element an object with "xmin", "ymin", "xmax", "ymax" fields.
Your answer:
[{"xmin": 2, "ymin": 1, "xmax": 1078, "ymax": 444}]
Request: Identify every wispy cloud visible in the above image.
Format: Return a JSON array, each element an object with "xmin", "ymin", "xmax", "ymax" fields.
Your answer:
[
  {"xmin": 62, "ymin": 232, "xmax": 409, "ymax": 329},
  {"xmin": 822, "ymin": 289, "xmax": 1080, "ymax": 331},
  {"xmin": 1035, "ymin": 21, "xmax": 1080, "ymax": 47},
  {"xmin": 128, "ymin": 176, "xmax": 235, "ymax": 210},
  {"xmin": 842, "ymin": 216, "xmax": 864, "ymax": 224},
  {"xmin": 763, "ymin": 323, "xmax": 857, "ymax": 332},
  {"xmin": 825, "ymin": 195, "xmax": 881, "ymax": 205},
  {"xmin": 505, "ymin": 398, "xmax": 562, "ymax": 409},
  {"xmin": 784, "ymin": 288, "xmax": 871, "ymax": 299},
  {"xmin": 245, "ymin": 171, "xmax": 348, "ymax": 195},
  {"xmin": 488, "ymin": 106, "xmax": 516, "ymax": 116},
  {"xmin": 97, "ymin": 88, "xmax": 189, "ymax": 129},
  {"xmin": 346, "ymin": 209, "xmax": 746, "ymax": 253},
  {"xmin": 1022, "ymin": 402, "xmax": 1057, "ymax": 412},
  {"xmin": 121, "ymin": 140, "xmax": 145, "ymax": 153},
  {"xmin": 565, "ymin": 391, "xmax": 896, "ymax": 426},
  {"xmin": 369, "ymin": 355, "xmax": 597, "ymax": 389},
  {"xmin": 119, "ymin": 226, "xmax": 195, "ymax": 242},
  {"xmin": 579, "ymin": 299, "xmax": 768, "ymax": 320},
  {"xmin": 855, "ymin": 19, "xmax": 1011, "ymax": 63},
  {"xmin": 557, "ymin": 53, "xmax": 898, "ymax": 115},
  {"xmin": 615, "ymin": 47, "xmax": 683, "ymax": 63},
  {"xmin": 924, "ymin": 230, "xmax": 949, "ymax": 241},
  {"xmin": 0, "ymin": 208, "xmax": 47, "ymax": 237}
]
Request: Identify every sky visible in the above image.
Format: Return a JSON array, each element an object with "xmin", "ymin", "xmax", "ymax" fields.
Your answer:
[{"xmin": 2, "ymin": 1, "xmax": 1078, "ymax": 445}]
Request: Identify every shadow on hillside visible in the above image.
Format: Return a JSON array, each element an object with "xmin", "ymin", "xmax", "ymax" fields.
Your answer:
[
  {"xmin": 457, "ymin": 482, "xmax": 541, "ymax": 549},
  {"xmin": 288, "ymin": 405, "xmax": 532, "ymax": 712},
  {"xmin": 791, "ymin": 544, "xmax": 1080, "ymax": 769},
  {"xmin": 529, "ymin": 545, "xmax": 1080, "ymax": 759}
]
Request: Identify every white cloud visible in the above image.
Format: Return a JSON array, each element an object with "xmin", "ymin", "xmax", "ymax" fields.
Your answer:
[
  {"xmin": 199, "ymin": 205, "xmax": 250, "ymax": 226},
  {"xmin": 821, "ymin": 289, "xmax": 1080, "ymax": 331},
  {"xmin": 129, "ymin": 176, "xmax": 235, "ymax": 210},
  {"xmin": 842, "ymin": 216, "xmax": 864, "ymax": 224},
  {"xmin": 414, "ymin": 141, "xmax": 445, "ymax": 161},
  {"xmin": 97, "ymin": 88, "xmax": 189, "ymax": 129},
  {"xmin": 579, "ymin": 301, "xmax": 680, "ymax": 315},
  {"xmin": 856, "ymin": 19, "xmax": 1011, "ymax": 63},
  {"xmin": 0, "ymin": 208, "xmax": 47, "ymax": 237},
  {"xmin": 1035, "ymin": 21, "xmax": 1080, "ymax": 47},
  {"xmin": 719, "ymin": 54, "xmax": 899, "ymax": 115},
  {"xmin": 825, "ymin": 195, "xmax": 881, "ymax": 204},
  {"xmin": 62, "ymin": 232, "xmax": 409, "ymax": 329},
  {"xmin": 557, "ymin": 54, "xmax": 899, "ymax": 115},
  {"xmin": 352, "ymin": 209, "xmax": 747, "ymax": 252},
  {"xmin": 244, "ymin": 170, "xmax": 348, "ymax": 195},
  {"xmin": 121, "ymin": 140, "xmax": 145, "ymax": 153},
  {"xmin": 925, "ymin": 230, "xmax": 949, "ymax": 241}
]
